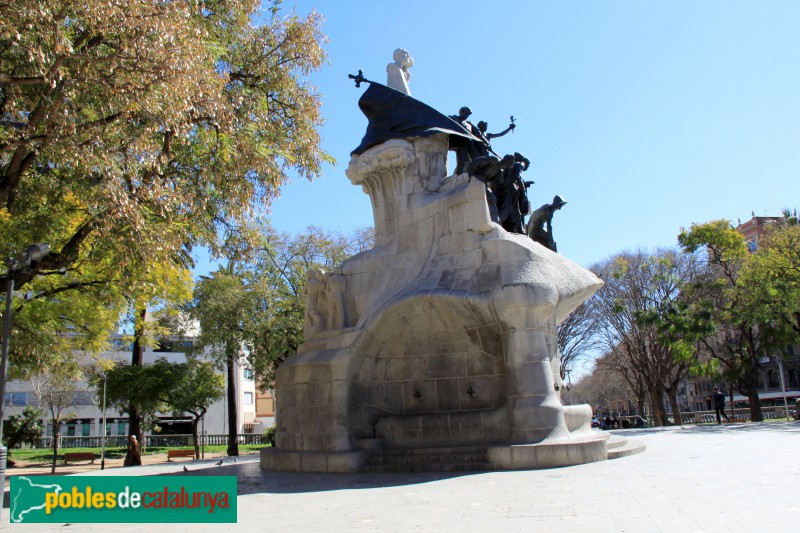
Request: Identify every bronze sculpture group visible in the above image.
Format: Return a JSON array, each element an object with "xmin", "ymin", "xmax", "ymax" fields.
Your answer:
[
  {"xmin": 348, "ymin": 64, "xmax": 567, "ymax": 252},
  {"xmin": 454, "ymin": 106, "xmax": 565, "ymax": 251}
]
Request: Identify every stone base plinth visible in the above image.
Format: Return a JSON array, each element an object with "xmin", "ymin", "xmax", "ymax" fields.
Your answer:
[
  {"xmin": 487, "ymin": 434, "xmax": 608, "ymax": 470},
  {"xmin": 260, "ymin": 448, "xmax": 367, "ymax": 473}
]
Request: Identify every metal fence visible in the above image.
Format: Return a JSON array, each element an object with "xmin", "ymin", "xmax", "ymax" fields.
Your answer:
[
  {"xmin": 34, "ymin": 433, "xmax": 267, "ymax": 449},
  {"xmin": 677, "ymin": 405, "xmax": 796, "ymax": 424}
]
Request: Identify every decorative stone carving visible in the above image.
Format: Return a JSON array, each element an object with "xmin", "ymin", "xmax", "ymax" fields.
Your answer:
[{"xmin": 386, "ymin": 48, "xmax": 414, "ymax": 95}]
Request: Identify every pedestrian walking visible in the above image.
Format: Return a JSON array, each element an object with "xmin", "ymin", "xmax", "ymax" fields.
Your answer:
[
  {"xmin": 124, "ymin": 435, "xmax": 142, "ymax": 466},
  {"xmin": 713, "ymin": 387, "xmax": 730, "ymax": 424}
]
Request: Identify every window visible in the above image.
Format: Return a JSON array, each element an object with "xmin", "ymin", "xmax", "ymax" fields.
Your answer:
[
  {"xmin": 82, "ymin": 421, "xmax": 91, "ymax": 437},
  {"xmin": 155, "ymin": 339, "xmax": 194, "ymax": 353},
  {"xmin": 243, "ymin": 369, "xmax": 254, "ymax": 381},
  {"xmin": 243, "ymin": 392, "xmax": 254, "ymax": 405},
  {"xmin": 789, "ymin": 369, "xmax": 798, "ymax": 388},
  {"xmin": 117, "ymin": 421, "xmax": 126, "ymax": 436},
  {"xmin": 3, "ymin": 392, "xmax": 26, "ymax": 405},
  {"xmin": 67, "ymin": 423, "xmax": 76, "ymax": 437}
]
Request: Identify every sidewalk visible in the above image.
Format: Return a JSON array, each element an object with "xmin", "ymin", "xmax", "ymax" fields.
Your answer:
[
  {"xmin": 3, "ymin": 422, "xmax": 799, "ymax": 532},
  {"xmin": 3, "ymin": 449, "xmax": 242, "ymax": 487}
]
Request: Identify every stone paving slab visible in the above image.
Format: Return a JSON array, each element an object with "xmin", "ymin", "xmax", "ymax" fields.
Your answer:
[{"xmin": 3, "ymin": 422, "xmax": 799, "ymax": 532}]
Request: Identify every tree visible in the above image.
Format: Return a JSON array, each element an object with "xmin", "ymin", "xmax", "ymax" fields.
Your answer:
[
  {"xmin": 99, "ymin": 357, "xmax": 224, "ymax": 460},
  {"xmin": 739, "ymin": 217, "xmax": 800, "ymax": 338},
  {"xmin": 187, "ymin": 265, "xmax": 251, "ymax": 457},
  {"xmin": 118, "ymin": 263, "xmax": 193, "ymax": 445},
  {"xmin": 1, "ymin": 0, "xmax": 330, "ymax": 369},
  {"xmin": 187, "ymin": 224, "xmax": 372, "ymax": 455},
  {"xmin": 163, "ymin": 359, "xmax": 224, "ymax": 459},
  {"xmin": 589, "ymin": 249, "xmax": 704, "ymax": 426},
  {"xmin": 247, "ymin": 225, "xmax": 373, "ymax": 388},
  {"xmin": 678, "ymin": 219, "xmax": 797, "ymax": 422},
  {"xmin": 100, "ymin": 360, "xmax": 172, "ymax": 463},
  {"xmin": 557, "ymin": 301, "xmax": 599, "ymax": 381},
  {"xmin": 3, "ymin": 406, "xmax": 43, "ymax": 450},
  {"xmin": 571, "ymin": 354, "xmax": 637, "ymax": 417},
  {"xmin": 31, "ymin": 359, "xmax": 82, "ymax": 474}
]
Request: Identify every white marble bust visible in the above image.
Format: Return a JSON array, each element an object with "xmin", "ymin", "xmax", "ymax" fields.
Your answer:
[{"xmin": 386, "ymin": 48, "xmax": 414, "ymax": 95}]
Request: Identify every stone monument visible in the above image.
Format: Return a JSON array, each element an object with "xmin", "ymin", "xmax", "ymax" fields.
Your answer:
[{"xmin": 261, "ymin": 74, "xmax": 607, "ymax": 473}]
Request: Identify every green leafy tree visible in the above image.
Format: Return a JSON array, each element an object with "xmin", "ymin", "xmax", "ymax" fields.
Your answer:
[
  {"xmin": 678, "ymin": 219, "xmax": 796, "ymax": 422},
  {"xmin": 118, "ymin": 262, "xmax": 194, "ymax": 443},
  {"xmin": 738, "ymin": 217, "xmax": 800, "ymax": 338},
  {"xmin": 247, "ymin": 225, "xmax": 373, "ymax": 387},
  {"xmin": 187, "ymin": 224, "xmax": 372, "ymax": 455},
  {"xmin": 162, "ymin": 359, "xmax": 224, "ymax": 459},
  {"xmin": 99, "ymin": 357, "xmax": 224, "ymax": 460},
  {"xmin": 1, "ymin": 0, "xmax": 330, "ymax": 371},
  {"xmin": 2, "ymin": 406, "xmax": 43, "ymax": 450},
  {"xmin": 589, "ymin": 249, "xmax": 704, "ymax": 425},
  {"xmin": 100, "ymin": 360, "xmax": 172, "ymax": 464},
  {"xmin": 187, "ymin": 265, "xmax": 252, "ymax": 457}
]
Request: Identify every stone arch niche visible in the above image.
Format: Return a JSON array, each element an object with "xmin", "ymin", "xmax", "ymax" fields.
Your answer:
[
  {"xmin": 349, "ymin": 292, "xmax": 508, "ymax": 448},
  {"xmin": 262, "ymin": 85, "xmax": 607, "ymax": 472}
]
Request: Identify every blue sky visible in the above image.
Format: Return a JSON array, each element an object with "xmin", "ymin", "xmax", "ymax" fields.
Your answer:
[{"xmin": 200, "ymin": 0, "xmax": 800, "ymax": 275}]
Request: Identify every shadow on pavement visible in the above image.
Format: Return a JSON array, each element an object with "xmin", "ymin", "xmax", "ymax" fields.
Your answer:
[{"xmin": 158, "ymin": 461, "xmax": 485, "ymax": 495}]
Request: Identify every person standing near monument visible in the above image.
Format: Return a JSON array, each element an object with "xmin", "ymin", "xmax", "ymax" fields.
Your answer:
[
  {"xmin": 713, "ymin": 387, "xmax": 730, "ymax": 424},
  {"xmin": 386, "ymin": 48, "xmax": 414, "ymax": 95}
]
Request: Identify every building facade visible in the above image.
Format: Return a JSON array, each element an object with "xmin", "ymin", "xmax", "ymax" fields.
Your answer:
[{"xmin": 2, "ymin": 334, "xmax": 259, "ymax": 439}]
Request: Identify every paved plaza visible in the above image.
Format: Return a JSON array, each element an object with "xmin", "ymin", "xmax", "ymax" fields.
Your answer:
[{"xmin": 3, "ymin": 422, "xmax": 798, "ymax": 532}]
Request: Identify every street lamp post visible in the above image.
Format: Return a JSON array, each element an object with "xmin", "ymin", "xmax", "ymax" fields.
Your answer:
[
  {"xmin": 101, "ymin": 372, "xmax": 108, "ymax": 470},
  {"xmin": 777, "ymin": 354, "xmax": 791, "ymax": 421},
  {"xmin": 0, "ymin": 244, "xmax": 50, "ymax": 518},
  {"xmin": 201, "ymin": 414, "xmax": 205, "ymax": 460}
]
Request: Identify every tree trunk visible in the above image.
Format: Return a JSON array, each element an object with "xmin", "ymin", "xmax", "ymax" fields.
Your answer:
[
  {"xmin": 742, "ymin": 371, "xmax": 763, "ymax": 422},
  {"xmin": 192, "ymin": 417, "xmax": 200, "ymax": 460},
  {"xmin": 126, "ymin": 306, "xmax": 147, "ymax": 465},
  {"xmin": 667, "ymin": 388, "xmax": 683, "ymax": 425},
  {"xmin": 649, "ymin": 383, "xmax": 669, "ymax": 426},
  {"xmin": 50, "ymin": 420, "xmax": 59, "ymax": 475},
  {"xmin": 226, "ymin": 347, "xmax": 239, "ymax": 456}
]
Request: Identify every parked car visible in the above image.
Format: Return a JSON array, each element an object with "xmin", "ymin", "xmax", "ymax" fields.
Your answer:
[{"xmin": 591, "ymin": 417, "xmax": 600, "ymax": 428}]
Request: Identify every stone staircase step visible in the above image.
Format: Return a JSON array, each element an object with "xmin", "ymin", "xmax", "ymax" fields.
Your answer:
[
  {"xmin": 607, "ymin": 439, "xmax": 646, "ymax": 460},
  {"xmin": 606, "ymin": 437, "xmax": 629, "ymax": 450}
]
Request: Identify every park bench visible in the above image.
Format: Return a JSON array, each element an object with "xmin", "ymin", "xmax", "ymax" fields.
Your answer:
[
  {"xmin": 167, "ymin": 449, "xmax": 196, "ymax": 461},
  {"xmin": 63, "ymin": 452, "xmax": 96, "ymax": 464}
]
